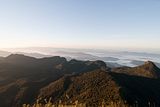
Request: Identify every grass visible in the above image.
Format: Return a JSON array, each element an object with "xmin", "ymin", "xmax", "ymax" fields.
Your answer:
[
  {"xmin": 22, "ymin": 98, "xmax": 130, "ymax": 107},
  {"xmin": 22, "ymin": 98, "xmax": 86, "ymax": 107},
  {"xmin": 22, "ymin": 98, "xmax": 157, "ymax": 107}
]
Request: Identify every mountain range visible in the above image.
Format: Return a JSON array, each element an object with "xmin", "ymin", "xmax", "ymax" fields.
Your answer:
[
  {"xmin": 0, "ymin": 54, "xmax": 160, "ymax": 106},
  {"xmin": 1, "ymin": 49, "xmax": 160, "ymax": 68}
]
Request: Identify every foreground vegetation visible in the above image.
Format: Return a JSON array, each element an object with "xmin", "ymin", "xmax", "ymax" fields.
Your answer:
[
  {"xmin": 22, "ymin": 98, "xmax": 86, "ymax": 107},
  {"xmin": 23, "ymin": 98, "xmax": 157, "ymax": 107},
  {"xmin": 22, "ymin": 98, "xmax": 133, "ymax": 107}
]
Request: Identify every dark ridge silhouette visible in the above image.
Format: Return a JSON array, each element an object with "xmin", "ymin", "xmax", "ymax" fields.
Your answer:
[
  {"xmin": 0, "ymin": 54, "xmax": 160, "ymax": 107},
  {"xmin": 110, "ymin": 72, "xmax": 160, "ymax": 106},
  {"xmin": 0, "ymin": 54, "xmax": 108, "ymax": 107}
]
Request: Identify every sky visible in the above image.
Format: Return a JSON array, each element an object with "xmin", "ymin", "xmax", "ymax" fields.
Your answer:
[{"xmin": 0, "ymin": 0, "xmax": 160, "ymax": 52}]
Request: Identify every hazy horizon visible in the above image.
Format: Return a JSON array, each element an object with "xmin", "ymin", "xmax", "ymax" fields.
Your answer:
[
  {"xmin": 1, "ymin": 46, "xmax": 160, "ymax": 54},
  {"xmin": 0, "ymin": 0, "xmax": 160, "ymax": 52}
]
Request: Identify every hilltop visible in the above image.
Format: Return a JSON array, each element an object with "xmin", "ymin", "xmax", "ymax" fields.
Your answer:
[{"xmin": 0, "ymin": 54, "xmax": 160, "ymax": 107}]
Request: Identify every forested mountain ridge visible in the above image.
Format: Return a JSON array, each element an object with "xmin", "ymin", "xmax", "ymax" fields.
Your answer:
[{"xmin": 0, "ymin": 54, "xmax": 160, "ymax": 107}]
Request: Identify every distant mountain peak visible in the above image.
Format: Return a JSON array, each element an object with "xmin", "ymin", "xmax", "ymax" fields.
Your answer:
[
  {"xmin": 140, "ymin": 61, "xmax": 159, "ymax": 71},
  {"xmin": 144, "ymin": 61, "xmax": 156, "ymax": 66},
  {"xmin": 112, "ymin": 61, "xmax": 160, "ymax": 78},
  {"xmin": 7, "ymin": 54, "xmax": 28, "ymax": 57},
  {"xmin": 6, "ymin": 54, "xmax": 36, "ymax": 60},
  {"xmin": 133, "ymin": 61, "xmax": 160, "ymax": 78}
]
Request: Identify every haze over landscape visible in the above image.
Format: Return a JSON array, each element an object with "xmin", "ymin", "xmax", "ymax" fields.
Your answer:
[
  {"xmin": 0, "ymin": 0, "xmax": 160, "ymax": 52},
  {"xmin": 0, "ymin": 0, "xmax": 160, "ymax": 107}
]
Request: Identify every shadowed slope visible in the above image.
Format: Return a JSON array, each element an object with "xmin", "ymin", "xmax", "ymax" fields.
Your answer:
[
  {"xmin": 38, "ymin": 70, "xmax": 160, "ymax": 107},
  {"xmin": 38, "ymin": 70, "xmax": 122, "ymax": 106},
  {"xmin": 0, "ymin": 54, "xmax": 107, "ymax": 107}
]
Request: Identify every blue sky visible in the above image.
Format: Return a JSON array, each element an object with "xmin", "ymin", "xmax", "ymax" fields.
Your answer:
[{"xmin": 0, "ymin": 0, "xmax": 160, "ymax": 52}]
